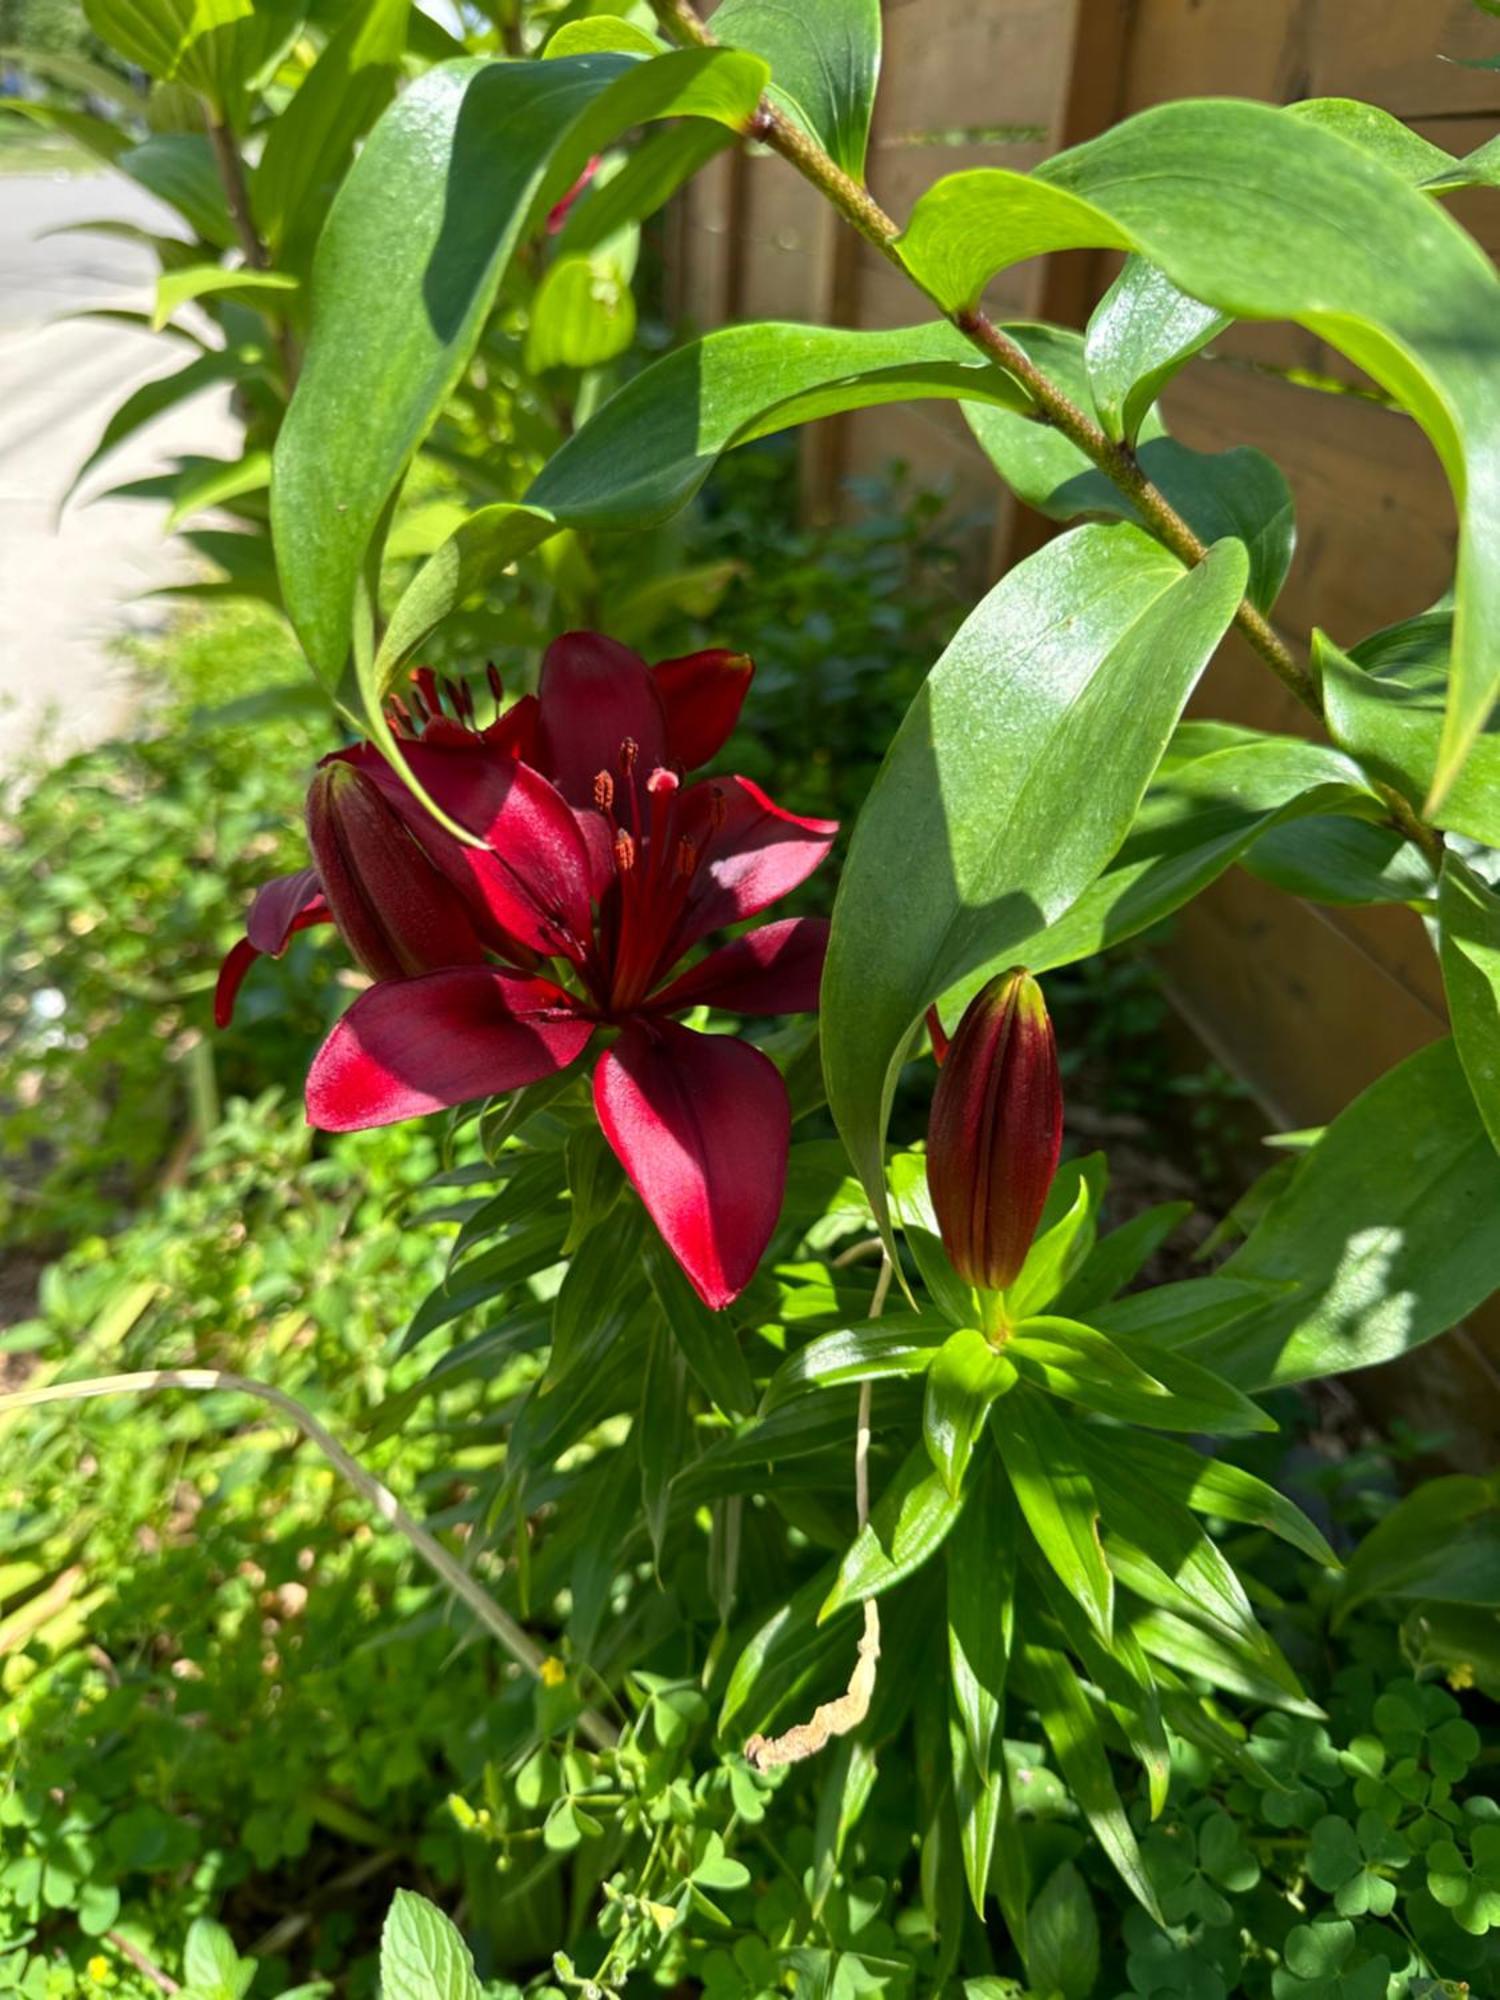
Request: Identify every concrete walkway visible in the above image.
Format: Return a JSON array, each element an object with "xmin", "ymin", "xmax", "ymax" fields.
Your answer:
[{"xmin": 0, "ymin": 172, "xmax": 238, "ymax": 767}]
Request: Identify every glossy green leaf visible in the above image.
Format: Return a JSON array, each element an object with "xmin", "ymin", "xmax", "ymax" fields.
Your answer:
[
  {"xmin": 821, "ymin": 1443, "xmax": 968, "ymax": 1621},
  {"xmin": 1242, "ymin": 812, "xmax": 1435, "ymax": 907},
  {"xmin": 1336, "ymin": 1474, "xmax": 1500, "ymax": 1624},
  {"xmin": 252, "ymin": 0, "xmax": 410, "ymax": 263},
  {"xmin": 1440, "ymin": 854, "xmax": 1500, "ymax": 1153},
  {"xmin": 936, "ymin": 729, "xmax": 1372, "ymax": 1025},
  {"xmin": 946, "ymin": 1456, "xmax": 1017, "ymax": 1782},
  {"xmin": 164, "ymin": 449, "xmax": 271, "ymax": 530},
  {"xmin": 530, "ymin": 319, "xmax": 1029, "ymax": 533},
  {"xmin": 1003, "ymin": 1156, "xmax": 1104, "ymax": 1323},
  {"xmin": 961, "ymin": 323, "xmax": 1155, "ymax": 511},
  {"xmin": 1009, "ymin": 1316, "xmax": 1273, "ymax": 1435},
  {"xmin": 950, "ymin": 1720, "xmax": 1001, "ymax": 1920},
  {"xmin": 153, "ymin": 264, "xmax": 300, "ymax": 331},
  {"xmin": 923, "ymin": 1328, "xmax": 1017, "ymax": 1496},
  {"xmin": 823, "ymin": 524, "xmax": 1247, "ymax": 1223},
  {"xmin": 903, "ymin": 100, "xmax": 1500, "ymax": 802},
  {"xmin": 546, "ymin": 17, "xmax": 662, "ymax": 58},
  {"xmin": 1320, "ymin": 622, "xmax": 1500, "ymax": 848},
  {"xmin": 1085, "ymin": 256, "xmax": 1228, "ymax": 444},
  {"xmin": 66, "ymin": 348, "xmax": 259, "ymax": 503},
  {"xmin": 1104, "ymin": 1430, "xmax": 1338, "ymax": 1570},
  {"xmin": 1289, "ymin": 97, "xmax": 1460, "ymax": 184},
  {"xmin": 273, "ymin": 46, "xmax": 768, "ymax": 691},
  {"xmin": 557, "ymin": 120, "xmax": 729, "ymax": 256},
  {"xmin": 374, "ymin": 504, "xmax": 560, "ymax": 696},
  {"xmin": 989, "ymin": 1388, "xmax": 1112, "ymax": 1644},
  {"xmin": 1191, "ymin": 1038, "xmax": 1500, "ymax": 1389},
  {"xmin": 763, "ymin": 1316, "xmax": 949, "ymax": 1409},
  {"xmin": 1052, "ymin": 1201, "xmax": 1192, "ymax": 1318},
  {"xmin": 548, "ymin": 1206, "xmax": 643, "ymax": 1386},
  {"xmin": 0, "ymin": 97, "xmax": 133, "ymax": 166},
  {"xmin": 1092, "ymin": 1271, "xmax": 1288, "ymax": 1350},
  {"xmin": 1129, "ymin": 1608, "xmax": 1322, "ymax": 1717},
  {"xmin": 711, "ymin": 0, "xmax": 881, "ymax": 181},
  {"xmin": 645, "ymin": 1231, "xmax": 756, "ymax": 1417},
  {"xmin": 887, "ymin": 1149, "xmax": 978, "ymax": 1327},
  {"xmin": 82, "ymin": 0, "xmax": 301, "ymax": 125},
  {"xmin": 1012, "ymin": 1644, "xmax": 1161, "ymax": 1921}
]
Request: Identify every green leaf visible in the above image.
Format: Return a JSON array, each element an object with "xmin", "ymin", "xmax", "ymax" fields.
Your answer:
[
  {"xmin": 719, "ymin": 1567, "xmax": 850, "ymax": 1742},
  {"xmin": 530, "ymin": 318, "xmax": 1028, "ymax": 533},
  {"xmin": 1025, "ymin": 1861, "xmax": 1100, "ymax": 2000},
  {"xmin": 252, "ymin": 0, "xmax": 410, "ymax": 264},
  {"xmin": 645, "ymin": 1230, "xmax": 756, "ymax": 1417},
  {"xmin": 762, "ymin": 1316, "xmax": 950, "ymax": 1408},
  {"xmin": 182, "ymin": 1918, "xmax": 252, "ymax": 1999},
  {"xmin": 989, "ymin": 1388, "xmax": 1113, "ymax": 1644},
  {"xmin": 821, "ymin": 1443, "xmax": 968, "ymax": 1620},
  {"xmin": 887, "ymin": 1148, "xmax": 979, "ymax": 1327},
  {"xmin": 1013, "ymin": 1643, "xmax": 1162, "ymax": 1921},
  {"xmin": 67, "ymin": 349, "xmax": 258, "ymax": 503},
  {"xmin": 524, "ymin": 252, "xmax": 637, "ymax": 373},
  {"xmin": 548, "ymin": 1205, "xmax": 644, "ymax": 1385},
  {"xmin": 1192, "ymin": 1038, "xmax": 1500, "ymax": 1389},
  {"xmin": 711, "ymin": 0, "xmax": 881, "ymax": 180},
  {"xmin": 1008, "ymin": 1316, "xmax": 1274, "ymax": 1435},
  {"xmin": 1290, "ymin": 97, "xmax": 1461, "ymax": 185},
  {"xmin": 153, "ymin": 264, "xmax": 300, "ymax": 331},
  {"xmin": 545, "ymin": 16, "xmax": 662, "ymax": 58},
  {"xmin": 1103, "ymin": 1430, "xmax": 1338, "ymax": 1571},
  {"xmin": 557, "ymin": 120, "xmax": 729, "ymax": 257},
  {"xmin": 1319, "ymin": 621, "xmax": 1500, "ymax": 848},
  {"xmin": 1053, "ymin": 1200, "xmax": 1191, "ymax": 1317},
  {"xmin": 923, "ymin": 1327, "xmax": 1017, "ymax": 1496},
  {"xmin": 950, "ymin": 1720, "xmax": 1002, "ymax": 1919},
  {"xmin": 379, "ymin": 1888, "xmax": 482, "ymax": 1997},
  {"xmin": 936, "ymin": 729, "xmax": 1372, "ymax": 1021},
  {"xmin": 1130, "ymin": 1608, "xmax": 1323, "ymax": 1718},
  {"xmin": 1085, "ymin": 255, "xmax": 1228, "ymax": 444},
  {"xmin": 1003, "ymin": 1156, "xmax": 1103, "ymax": 1322},
  {"xmin": 903, "ymin": 100, "xmax": 1500, "ymax": 803},
  {"xmin": 117, "ymin": 134, "xmax": 235, "ymax": 247},
  {"xmin": 83, "ymin": 0, "xmax": 301, "ymax": 124},
  {"xmin": 273, "ymin": 46, "xmax": 768, "ymax": 693},
  {"xmin": 0, "ymin": 96, "xmax": 133, "ymax": 167},
  {"xmin": 1242, "ymin": 812, "xmax": 1434, "ymax": 908},
  {"xmin": 1440, "ymin": 854, "xmax": 1500, "ymax": 1153},
  {"xmin": 1336, "ymin": 1474, "xmax": 1500, "ymax": 1624},
  {"xmin": 374, "ymin": 503, "xmax": 560, "ymax": 696},
  {"xmin": 823, "ymin": 523, "xmax": 1246, "ymax": 1226},
  {"xmin": 946, "ymin": 1455, "xmax": 1017, "ymax": 1781}
]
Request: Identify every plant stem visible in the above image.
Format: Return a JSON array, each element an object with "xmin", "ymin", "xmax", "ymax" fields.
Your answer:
[
  {"xmin": 207, "ymin": 116, "xmax": 300, "ymax": 389},
  {"xmin": 0, "ymin": 1368, "xmax": 618, "ymax": 1751},
  {"xmin": 646, "ymin": 0, "xmax": 1444, "ymax": 869}
]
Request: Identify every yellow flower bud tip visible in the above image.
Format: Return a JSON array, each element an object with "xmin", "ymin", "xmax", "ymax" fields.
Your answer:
[
  {"xmin": 540, "ymin": 1654, "xmax": 568, "ymax": 1688},
  {"xmin": 1447, "ymin": 1661, "xmax": 1476, "ymax": 1691}
]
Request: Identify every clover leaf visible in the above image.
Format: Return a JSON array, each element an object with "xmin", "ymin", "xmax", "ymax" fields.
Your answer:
[
  {"xmin": 1269, "ymin": 1919, "xmax": 1390, "ymax": 2000},
  {"xmin": 1372, "ymin": 1682, "xmax": 1480, "ymax": 1782},
  {"xmin": 1307, "ymin": 1811, "xmax": 1410, "ymax": 1918},
  {"xmin": 1426, "ymin": 1826, "xmax": 1500, "ymax": 1936},
  {"xmin": 1249, "ymin": 1717, "xmax": 1343, "ymax": 1829}
]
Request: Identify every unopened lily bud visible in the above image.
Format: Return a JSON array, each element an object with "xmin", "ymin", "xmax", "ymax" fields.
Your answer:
[
  {"xmin": 926, "ymin": 970, "xmax": 1062, "ymax": 1293},
  {"xmin": 306, "ymin": 762, "xmax": 486, "ymax": 982}
]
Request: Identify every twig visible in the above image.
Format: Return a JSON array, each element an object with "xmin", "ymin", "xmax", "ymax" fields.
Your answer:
[
  {"xmin": 207, "ymin": 116, "xmax": 300, "ymax": 388},
  {"xmin": 647, "ymin": 0, "xmax": 1444, "ymax": 870},
  {"xmin": 105, "ymin": 1932, "xmax": 179, "ymax": 1994},
  {"xmin": 0, "ymin": 1369, "xmax": 618, "ymax": 1751},
  {"xmin": 743, "ymin": 1255, "xmax": 890, "ymax": 1770}
]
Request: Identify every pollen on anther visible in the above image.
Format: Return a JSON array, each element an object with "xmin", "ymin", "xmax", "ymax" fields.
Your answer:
[
  {"xmin": 614, "ymin": 829, "xmax": 637, "ymax": 871},
  {"xmin": 593, "ymin": 771, "xmax": 615, "ymax": 812},
  {"xmin": 675, "ymin": 836, "xmax": 699, "ymax": 879},
  {"xmin": 619, "ymin": 737, "xmax": 639, "ymax": 774},
  {"xmin": 708, "ymin": 784, "xmax": 728, "ymax": 831}
]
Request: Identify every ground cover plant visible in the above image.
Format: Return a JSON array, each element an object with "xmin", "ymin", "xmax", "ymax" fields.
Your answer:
[{"xmin": 3, "ymin": 0, "xmax": 1500, "ymax": 1994}]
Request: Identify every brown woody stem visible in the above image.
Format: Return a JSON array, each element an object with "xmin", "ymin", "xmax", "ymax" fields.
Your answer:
[{"xmin": 648, "ymin": 0, "xmax": 1444, "ymax": 870}]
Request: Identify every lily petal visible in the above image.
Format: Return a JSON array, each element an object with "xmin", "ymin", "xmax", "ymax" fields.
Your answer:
[
  {"xmin": 341, "ymin": 742, "xmax": 594, "ymax": 965},
  {"xmin": 247, "ymin": 867, "xmax": 326, "ymax": 954},
  {"xmin": 648, "ymin": 917, "xmax": 828, "ymax": 1017},
  {"xmin": 307, "ymin": 968, "xmax": 593, "ymax": 1131},
  {"xmin": 652, "ymin": 649, "xmax": 753, "ymax": 771},
  {"xmin": 593, "ymin": 1020, "xmax": 789, "ymax": 1309},
  {"xmin": 536, "ymin": 631, "xmax": 669, "ymax": 805},
  {"xmin": 667, "ymin": 776, "xmax": 837, "ymax": 961},
  {"xmin": 216, "ymin": 870, "xmax": 331, "ymax": 1028}
]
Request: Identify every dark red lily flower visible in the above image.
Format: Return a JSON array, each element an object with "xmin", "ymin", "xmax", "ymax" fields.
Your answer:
[
  {"xmin": 927, "ymin": 970, "xmax": 1062, "ymax": 1296},
  {"xmin": 220, "ymin": 635, "xmax": 832, "ymax": 1309}
]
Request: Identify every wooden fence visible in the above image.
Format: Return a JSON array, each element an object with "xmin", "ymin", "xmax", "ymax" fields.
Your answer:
[{"xmin": 669, "ymin": 0, "xmax": 1500, "ymax": 1452}]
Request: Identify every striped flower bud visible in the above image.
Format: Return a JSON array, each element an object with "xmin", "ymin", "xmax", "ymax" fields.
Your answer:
[
  {"xmin": 926, "ymin": 970, "xmax": 1063, "ymax": 1294},
  {"xmin": 306, "ymin": 761, "xmax": 486, "ymax": 983}
]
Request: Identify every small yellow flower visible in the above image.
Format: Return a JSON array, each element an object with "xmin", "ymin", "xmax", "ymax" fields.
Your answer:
[
  {"xmin": 1447, "ymin": 1661, "xmax": 1476, "ymax": 1691},
  {"xmin": 539, "ymin": 1655, "xmax": 567, "ymax": 1689},
  {"xmin": 86, "ymin": 1956, "xmax": 110, "ymax": 1984}
]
